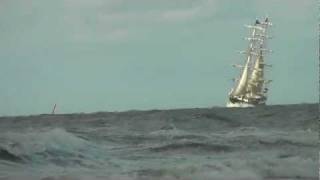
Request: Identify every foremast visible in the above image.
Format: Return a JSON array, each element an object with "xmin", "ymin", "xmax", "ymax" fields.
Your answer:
[{"xmin": 228, "ymin": 17, "xmax": 272, "ymax": 106}]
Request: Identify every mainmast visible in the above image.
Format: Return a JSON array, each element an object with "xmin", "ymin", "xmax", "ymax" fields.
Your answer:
[{"xmin": 228, "ymin": 17, "xmax": 272, "ymax": 107}]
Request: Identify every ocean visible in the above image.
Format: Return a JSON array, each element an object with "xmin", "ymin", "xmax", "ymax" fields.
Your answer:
[{"xmin": 0, "ymin": 104, "xmax": 318, "ymax": 180}]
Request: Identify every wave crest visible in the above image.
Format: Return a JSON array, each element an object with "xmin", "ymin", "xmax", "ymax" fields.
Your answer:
[{"xmin": 0, "ymin": 128, "xmax": 92, "ymax": 163}]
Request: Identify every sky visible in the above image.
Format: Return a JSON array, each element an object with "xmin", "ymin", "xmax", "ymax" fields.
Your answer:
[{"xmin": 0, "ymin": 0, "xmax": 318, "ymax": 116}]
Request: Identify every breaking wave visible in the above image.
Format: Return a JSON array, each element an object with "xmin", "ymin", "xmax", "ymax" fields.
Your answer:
[{"xmin": 0, "ymin": 128, "xmax": 109, "ymax": 168}]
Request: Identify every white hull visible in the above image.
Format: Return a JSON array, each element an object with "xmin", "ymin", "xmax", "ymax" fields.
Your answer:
[{"xmin": 226, "ymin": 102, "xmax": 255, "ymax": 108}]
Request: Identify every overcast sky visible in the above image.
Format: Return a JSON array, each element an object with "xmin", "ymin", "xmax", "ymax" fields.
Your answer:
[{"xmin": 0, "ymin": 0, "xmax": 317, "ymax": 115}]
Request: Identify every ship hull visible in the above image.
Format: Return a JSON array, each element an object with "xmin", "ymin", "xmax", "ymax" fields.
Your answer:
[
  {"xmin": 226, "ymin": 100, "xmax": 266, "ymax": 108},
  {"xmin": 226, "ymin": 102, "xmax": 255, "ymax": 108}
]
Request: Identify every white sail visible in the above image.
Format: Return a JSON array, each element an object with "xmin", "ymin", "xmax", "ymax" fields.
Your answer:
[
  {"xmin": 247, "ymin": 51, "xmax": 264, "ymax": 95},
  {"xmin": 230, "ymin": 57, "xmax": 250, "ymax": 97}
]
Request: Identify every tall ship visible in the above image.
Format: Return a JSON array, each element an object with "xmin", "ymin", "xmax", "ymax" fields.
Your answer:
[{"xmin": 227, "ymin": 17, "xmax": 272, "ymax": 107}]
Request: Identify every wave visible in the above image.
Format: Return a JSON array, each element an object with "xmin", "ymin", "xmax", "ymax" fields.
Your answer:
[
  {"xmin": 148, "ymin": 141, "xmax": 233, "ymax": 154},
  {"xmin": 0, "ymin": 128, "xmax": 103, "ymax": 166},
  {"xmin": 2, "ymin": 154, "xmax": 317, "ymax": 180},
  {"xmin": 149, "ymin": 126, "xmax": 209, "ymax": 140},
  {"xmin": 0, "ymin": 148, "xmax": 23, "ymax": 162},
  {"xmin": 0, "ymin": 103, "xmax": 317, "ymax": 180}
]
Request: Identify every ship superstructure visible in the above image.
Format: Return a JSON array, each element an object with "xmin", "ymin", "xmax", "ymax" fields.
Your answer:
[{"xmin": 227, "ymin": 17, "xmax": 272, "ymax": 107}]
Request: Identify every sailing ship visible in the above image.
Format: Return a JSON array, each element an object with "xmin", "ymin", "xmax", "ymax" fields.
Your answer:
[{"xmin": 227, "ymin": 17, "xmax": 272, "ymax": 107}]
